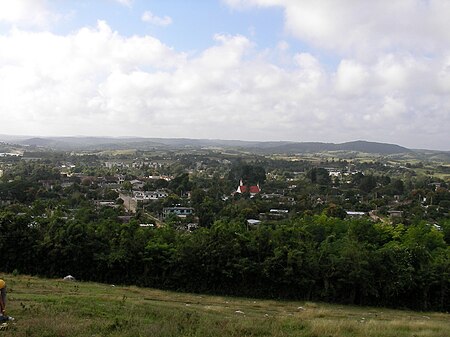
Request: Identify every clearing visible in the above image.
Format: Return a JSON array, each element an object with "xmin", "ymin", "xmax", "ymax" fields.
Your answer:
[{"xmin": 2, "ymin": 274, "xmax": 449, "ymax": 337}]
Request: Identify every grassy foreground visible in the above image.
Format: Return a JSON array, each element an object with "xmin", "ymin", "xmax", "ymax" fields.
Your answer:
[{"xmin": 1, "ymin": 275, "xmax": 449, "ymax": 337}]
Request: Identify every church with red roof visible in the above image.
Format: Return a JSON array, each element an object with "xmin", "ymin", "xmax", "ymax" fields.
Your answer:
[{"xmin": 236, "ymin": 179, "xmax": 261, "ymax": 196}]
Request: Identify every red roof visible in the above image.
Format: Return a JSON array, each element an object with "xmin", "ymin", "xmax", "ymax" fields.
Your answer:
[{"xmin": 237, "ymin": 185, "xmax": 261, "ymax": 194}]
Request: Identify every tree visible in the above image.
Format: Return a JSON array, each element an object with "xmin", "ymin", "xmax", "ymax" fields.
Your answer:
[
  {"xmin": 228, "ymin": 164, "xmax": 266, "ymax": 186},
  {"xmin": 307, "ymin": 168, "xmax": 331, "ymax": 185},
  {"xmin": 325, "ymin": 203, "xmax": 346, "ymax": 219},
  {"xmin": 359, "ymin": 175, "xmax": 376, "ymax": 193},
  {"xmin": 122, "ymin": 181, "xmax": 132, "ymax": 194}
]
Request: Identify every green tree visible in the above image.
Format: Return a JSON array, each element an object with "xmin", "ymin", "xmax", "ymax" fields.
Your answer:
[{"xmin": 307, "ymin": 168, "xmax": 331, "ymax": 185}]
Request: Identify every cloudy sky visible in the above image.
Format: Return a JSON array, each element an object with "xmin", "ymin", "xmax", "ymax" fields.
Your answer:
[{"xmin": 0, "ymin": 0, "xmax": 449, "ymax": 150}]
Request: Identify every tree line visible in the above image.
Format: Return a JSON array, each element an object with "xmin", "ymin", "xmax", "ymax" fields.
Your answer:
[{"xmin": 1, "ymin": 206, "xmax": 448, "ymax": 311}]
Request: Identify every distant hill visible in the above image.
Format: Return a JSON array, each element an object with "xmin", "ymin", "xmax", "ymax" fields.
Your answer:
[
  {"xmin": 337, "ymin": 140, "xmax": 411, "ymax": 154},
  {"xmin": 11, "ymin": 136, "xmax": 168, "ymax": 151},
  {"xmin": 1, "ymin": 135, "xmax": 447, "ymax": 157},
  {"xmin": 412, "ymin": 149, "xmax": 450, "ymax": 162},
  {"xmin": 20, "ymin": 137, "xmax": 63, "ymax": 147},
  {"xmin": 244, "ymin": 140, "xmax": 412, "ymax": 154}
]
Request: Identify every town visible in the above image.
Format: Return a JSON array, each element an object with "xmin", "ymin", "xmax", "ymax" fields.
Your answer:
[
  {"xmin": 0, "ymin": 139, "xmax": 449, "ymax": 312},
  {"xmin": 1, "ymin": 141, "xmax": 449, "ymax": 228}
]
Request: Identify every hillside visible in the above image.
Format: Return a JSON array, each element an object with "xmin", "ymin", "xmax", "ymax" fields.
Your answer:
[
  {"xmin": 0, "ymin": 135, "xmax": 414, "ymax": 154},
  {"xmin": 255, "ymin": 140, "xmax": 412, "ymax": 155},
  {"xmin": 2, "ymin": 135, "xmax": 449, "ymax": 164},
  {"xmin": 2, "ymin": 275, "xmax": 449, "ymax": 337}
]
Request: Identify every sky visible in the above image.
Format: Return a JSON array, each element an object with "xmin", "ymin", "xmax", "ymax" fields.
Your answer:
[{"xmin": 0, "ymin": 0, "xmax": 449, "ymax": 150}]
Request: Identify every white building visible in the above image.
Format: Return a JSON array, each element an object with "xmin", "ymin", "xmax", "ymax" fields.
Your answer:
[{"xmin": 133, "ymin": 191, "xmax": 168, "ymax": 201}]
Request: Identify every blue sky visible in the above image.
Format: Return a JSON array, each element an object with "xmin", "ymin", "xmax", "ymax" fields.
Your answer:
[
  {"xmin": 52, "ymin": 1, "xmax": 312, "ymax": 63},
  {"xmin": 0, "ymin": 0, "xmax": 449, "ymax": 150}
]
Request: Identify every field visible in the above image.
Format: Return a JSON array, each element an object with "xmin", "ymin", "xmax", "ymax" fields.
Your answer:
[{"xmin": 1, "ymin": 275, "xmax": 449, "ymax": 337}]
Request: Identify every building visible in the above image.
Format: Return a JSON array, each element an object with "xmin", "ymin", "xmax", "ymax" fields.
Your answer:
[
  {"xmin": 388, "ymin": 210, "xmax": 403, "ymax": 218},
  {"xmin": 346, "ymin": 211, "xmax": 366, "ymax": 218},
  {"xmin": 133, "ymin": 191, "xmax": 168, "ymax": 201},
  {"xmin": 163, "ymin": 207, "xmax": 194, "ymax": 218},
  {"xmin": 236, "ymin": 179, "xmax": 261, "ymax": 196}
]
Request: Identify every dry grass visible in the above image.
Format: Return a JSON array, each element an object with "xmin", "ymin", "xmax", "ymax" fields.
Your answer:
[{"xmin": 2, "ymin": 274, "xmax": 449, "ymax": 336}]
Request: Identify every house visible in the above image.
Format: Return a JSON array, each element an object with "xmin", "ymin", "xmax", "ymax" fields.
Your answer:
[
  {"xmin": 100, "ymin": 176, "xmax": 120, "ymax": 187},
  {"xmin": 247, "ymin": 219, "xmax": 261, "ymax": 226},
  {"xmin": 0, "ymin": 152, "xmax": 21, "ymax": 157},
  {"xmin": 39, "ymin": 180, "xmax": 57, "ymax": 190},
  {"xmin": 236, "ymin": 180, "xmax": 261, "ymax": 196},
  {"xmin": 388, "ymin": 210, "xmax": 403, "ymax": 218},
  {"xmin": 133, "ymin": 190, "xmax": 168, "ymax": 201},
  {"xmin": 259, "ymin": 209, "xmax": 290, "ymax": 221},
  {"xmin": 94, "ymin": 200, "xmax": 120, "ymax": 209},
  {"xmin": 261, "ymin": 193, "xmax": 283, "ymax": 199},
  {"xmin": 430, "ymin": 182, "xmax": 442, "ymax": 191},
  {"xmin": 270, "ymin": 209, "xmax": 289, "ymax": 214},
  {"xmin": 163, "ymin": 207, "xmax": 194, "ymax": 218},
  {"xmin": 130, "ymin": 179, "xmax": 144, "ymax": 189},
  {"xmin": 104, "ymin": 161, "xmax": 130, "ymax": 169},
  {"xmin": 187, "ymin": 223, "xmax": 199, "ymax": 231},
  {"xmin": 139, "ymin": 223, "xmax": 155, "ymax": 228},
  {"xmin": 346, "ymin": 211, "xmax": 366, "ymax": 218},
  {"xmin": 148, "ymin": 175, "xmax": 172, "ymax": 181}
]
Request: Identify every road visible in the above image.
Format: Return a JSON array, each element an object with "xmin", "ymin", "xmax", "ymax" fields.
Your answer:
[
  {"xmin": 119, "ymin": 194, "xmax": 166, "ymax": 226},
  {"xmin": 119, "ymin": 193, "xmax": 137, "ymax": 213}
]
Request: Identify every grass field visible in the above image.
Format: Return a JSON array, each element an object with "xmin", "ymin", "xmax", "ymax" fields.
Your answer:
[{"xmin": 1, "ymin": 275, "xmax": 449, "ymax": 337}]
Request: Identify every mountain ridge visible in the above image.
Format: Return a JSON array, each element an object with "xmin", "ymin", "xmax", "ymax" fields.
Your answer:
[{"xmin": 0, "ymin": 135, "xmax": 419, "ymax": 154}]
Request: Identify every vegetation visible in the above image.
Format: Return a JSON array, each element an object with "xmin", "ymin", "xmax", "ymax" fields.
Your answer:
[
  {"xmin": 1, "ymin": 141, "xmax": 449, "ymax": 317},
  {"xmin": 2, "ymin": 274, "xmax": 449, "ymax": 337},
  {"xmin": 1, "ymin": 207, "xmax": 449, "ymax": 311}
]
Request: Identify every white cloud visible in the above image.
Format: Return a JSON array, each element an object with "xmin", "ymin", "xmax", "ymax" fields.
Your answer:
[
  {"xmin": 220, "ymin": 0, "xmax": 450, "ymax": 148},
  {"xmin": 0, "ymin": 0, "xmax": 58, "ymax": 28},
  {"xmin": 0, "ymin": 21, "xmax": 184, "ymax": 134},
  {"xmin": 141, "ymin": 11, "xmax": 172, "ymax": 27},
  {"xmin": 225, "ymin": 0, "xmax": 450, "ymax": 57},
  {"xmin": 113, "ymin": 0, "xmax": 133, "ymax": 7},
  {"xmin": 335, "ymin": 60, "xmax": 369, "ymax": 96},
  {"xmin": 0, "ymin": 19, "xmax": 449, "ymax": 149}
]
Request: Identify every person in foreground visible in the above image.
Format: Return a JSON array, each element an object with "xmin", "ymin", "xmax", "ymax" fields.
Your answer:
[{"xmin": 0, "ymin": 279, "xmax": 14, "ymax": 323}]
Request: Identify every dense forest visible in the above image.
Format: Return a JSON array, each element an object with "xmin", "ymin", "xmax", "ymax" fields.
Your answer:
[{"xmin": 1, "ymin": 205, "xmax": 448, "ymax": 311}]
